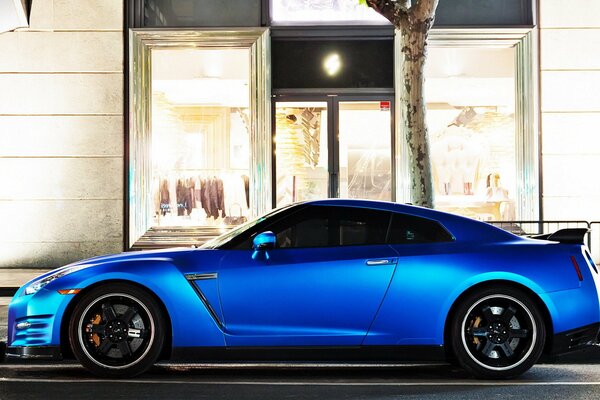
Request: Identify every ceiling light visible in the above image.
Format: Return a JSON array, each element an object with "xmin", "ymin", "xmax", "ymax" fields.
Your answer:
[{"xmin": 323, "ymin": 53, "xmax": 342, "ymax": 76}]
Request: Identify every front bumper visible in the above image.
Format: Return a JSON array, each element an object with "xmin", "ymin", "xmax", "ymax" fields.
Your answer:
[
  {"xmin": 8, "ymin": 287, "xmax": 75, "ymax": 349},
  {"xmin": 550, "ymin": 322, "xmax": 600, "ymax": 355},
  {"xmin": 6, "ymin": 345, "xmax": 62, "ymax": 360}
]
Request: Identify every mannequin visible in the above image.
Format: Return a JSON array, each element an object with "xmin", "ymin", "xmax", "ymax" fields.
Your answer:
[{"xmin": 486, "ymin": 173, "xmax": 515, "ymax": 220}]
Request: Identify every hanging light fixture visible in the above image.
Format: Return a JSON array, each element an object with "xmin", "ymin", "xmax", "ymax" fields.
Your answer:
[{"xmin": 323, "ymin": 53, "xmax": 342, "ymax": 76}]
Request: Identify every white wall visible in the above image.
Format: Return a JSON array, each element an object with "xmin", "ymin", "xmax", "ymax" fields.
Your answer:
[
  {"xmin": 0, "ymin": 0, "xmax": 124, "ymax": 269},
  {"xmin": 541, "ymin": 0, "xmax": 600, "ymax": 221}
]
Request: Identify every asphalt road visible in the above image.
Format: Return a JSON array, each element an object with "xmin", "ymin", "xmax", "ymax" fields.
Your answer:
[{"xmin": 3, "ymin": 362, "xmax": 600, "ymax": 399}]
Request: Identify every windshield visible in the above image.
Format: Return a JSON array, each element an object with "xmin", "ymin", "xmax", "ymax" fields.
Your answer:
[{"xmin": 200, "ymin": 203, "xmax": 298, "ymax": 249}]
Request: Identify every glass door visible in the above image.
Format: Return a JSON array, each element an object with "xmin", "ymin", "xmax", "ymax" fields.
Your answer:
[
  {"xmin": 339, "ymin": 101, "xmax": 393, "ymax": 201},
  {"xmin": 274, "ymin": 101, "xmax": 329, "ymax": 207},
  {"xmin": 274, "ymin": 96, "xmax": 393, "ymax": 207}
]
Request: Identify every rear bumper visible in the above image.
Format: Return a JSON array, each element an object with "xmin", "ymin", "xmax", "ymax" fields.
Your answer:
[
  {"xmin": 550, "ymin": 323, "xmax": 600, "ymax": 355},
  {"xmin": 6, "ymin": 346, "xmax": 62, "ymax": 360}
]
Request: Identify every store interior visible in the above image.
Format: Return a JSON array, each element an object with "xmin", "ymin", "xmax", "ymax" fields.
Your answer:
[
  {"xmin": 151, "ymin": 48, "xmax": 251, "ymax": 227},
  {"xmin": 425, "ymin": 46, "xmax": 517, "ymax": 221},
  {"xmin": 149, "ymin": 44, "xmax": 518, "ymax": 228}
]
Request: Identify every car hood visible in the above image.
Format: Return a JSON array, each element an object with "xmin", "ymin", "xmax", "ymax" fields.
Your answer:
[
  {"xmin": 67, "ymin": 247, "xmax": 196, "ymax": 268},
  {"xmin": 25, "ymin": 247, "xmax": 200, "ymax": 286}
]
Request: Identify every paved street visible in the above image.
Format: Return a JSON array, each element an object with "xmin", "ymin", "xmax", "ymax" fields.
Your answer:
[{"xmin": 3, "ymin": 362, "xmax": 600, "ymax": 399}]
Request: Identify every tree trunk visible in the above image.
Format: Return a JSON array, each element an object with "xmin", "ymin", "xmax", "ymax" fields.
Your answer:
[
  {"xmin": 363, "ymin": 0, "xmax": 438, "ymax": 208},
  {"xmin": 399, "ymin": 19, "xmax": 434, "ymax": 208}
]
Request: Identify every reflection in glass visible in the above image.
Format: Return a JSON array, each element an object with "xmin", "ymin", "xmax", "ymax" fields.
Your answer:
[
  {"xmin": 151, "ymin": 48, "xmax": 251, "ymax": 227},
  {"xmin": 425, "ymin": 47, "xmax": 517, "ymax": 221},
  {"xmin": 339, "ymin": 101, "xmax": 392, "ymax": 201},
  {"xmin": 271, "ymin": 0, "xmax": 389, "ymax": 25},
  {"xmin": 275, "ymin": 102, "xmax": 329, "ymax": 207}
]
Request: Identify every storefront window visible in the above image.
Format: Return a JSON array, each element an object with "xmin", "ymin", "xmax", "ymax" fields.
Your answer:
[
  {"xmin": 270, "ymin": 0, "xmax": 389, "ymax": 25},
  {"xmin": 425, "ymin": 47, "xmax": 517, "ymax": 221},
  {"xmin": 129, "ymin": 29, "xmax": 271, "ymax": 248},
  {"xmin": 151, "ymin": 48, "xmax": 251, "ymax": 227}
]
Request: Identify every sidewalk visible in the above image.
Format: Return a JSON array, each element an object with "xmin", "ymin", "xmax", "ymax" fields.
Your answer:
[
  {"xmin": 0, "ymin": 270, "xmax": 44, "ymax": 343},
  {"xmin": 0, "ymin": 269, "xmax": 47, "ymax": 295}
]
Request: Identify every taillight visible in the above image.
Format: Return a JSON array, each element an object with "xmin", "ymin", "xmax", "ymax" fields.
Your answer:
[{"xmin": 571, "ymin": 256, "xmax": 584, "ymax": 281}]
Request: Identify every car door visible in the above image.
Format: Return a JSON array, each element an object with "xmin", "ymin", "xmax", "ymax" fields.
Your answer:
[
  {"xmin": 217, "ymin": 205, "xmax": 398, "ymax": 347},
  {"xmin": 363, "ymin": 211, "xmax": 456, "ymax": 345}
]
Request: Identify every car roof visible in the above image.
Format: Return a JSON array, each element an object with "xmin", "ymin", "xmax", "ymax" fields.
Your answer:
[{"xmin": 304, "ymin": 199, "xmax": 519, "ymax": 243}]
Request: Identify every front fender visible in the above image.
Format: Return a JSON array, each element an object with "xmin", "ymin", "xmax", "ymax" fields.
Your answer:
[{"xmin": 11, "ymin": 258, "xmax": 225, "ymax": 349}]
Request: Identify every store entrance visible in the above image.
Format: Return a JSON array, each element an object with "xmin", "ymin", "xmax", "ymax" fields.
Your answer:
[{"xmin": 273, "ymin": 95, "xmax": 394, "ymax": 207}]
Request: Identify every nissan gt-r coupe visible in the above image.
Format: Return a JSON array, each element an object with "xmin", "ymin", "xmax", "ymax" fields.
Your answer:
[{"xmin": 6, "ymin": 199, "xmax": 600, "ymax": 378}]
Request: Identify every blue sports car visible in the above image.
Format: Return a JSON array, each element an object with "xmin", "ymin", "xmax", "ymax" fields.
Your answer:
[{"xmin": 6, "ymin": 199, "xmax": 600, "ymax": 378}]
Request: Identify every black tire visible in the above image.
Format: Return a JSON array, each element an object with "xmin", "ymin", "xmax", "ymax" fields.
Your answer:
[
  {"xmin": 68, "ymin": 283, "xmax": 166, "ymax": 378},
  {"xmin": 450, "ymin": 286, "xmax": 546, "ymax": 379}
]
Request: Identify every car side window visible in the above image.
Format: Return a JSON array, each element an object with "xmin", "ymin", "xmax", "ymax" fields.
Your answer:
[
  {"xmin": 268, "ymin": 206, "xmax": 391, "ymax": 249},
  {"xmin": 387, "ymin": 213, "xmax": 454, "ymax": 244}
]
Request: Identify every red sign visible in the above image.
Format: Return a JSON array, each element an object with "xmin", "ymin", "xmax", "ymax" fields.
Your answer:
[{"xmin": 380, "ymin": 101, "xmax": 391, "ymax": 111}]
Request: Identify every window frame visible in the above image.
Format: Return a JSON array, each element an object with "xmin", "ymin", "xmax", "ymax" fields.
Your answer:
[
  {"xmin": 128, "ymin": 28, "xmax": 272, "ymax": 249},
  {"xmin": 394, "ymin": 28, "xmax": 540, "ymax": 221},
  {"xmin": 224, "ymin": 205, "xmax": 456, "ymax": 250}
]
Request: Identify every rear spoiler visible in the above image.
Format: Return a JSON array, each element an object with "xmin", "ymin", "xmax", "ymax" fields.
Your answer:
[{"xmin": 529, "ymin": 228, "xmax": 590, "ymax": 245}]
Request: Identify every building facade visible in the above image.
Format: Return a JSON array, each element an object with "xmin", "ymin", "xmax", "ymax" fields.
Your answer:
[{"xmin": 1, "ymin": 0, "xmax": 599, "ymax": 271}]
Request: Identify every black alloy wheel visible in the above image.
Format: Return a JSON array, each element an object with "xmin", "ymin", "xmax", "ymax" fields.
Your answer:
[
  {"xmin": 450, "ymin": 286, "xmax": 546, "ymax": 379},
  {"xmin": 69, "ymin": 283, "xmax": 166, "ymax": 377}
]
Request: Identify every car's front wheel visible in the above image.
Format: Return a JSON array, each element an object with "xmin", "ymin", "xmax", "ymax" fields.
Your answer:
[
  {"xmin": 68, "ymin": 283, "xmax": 166, "ymax": 377},
  {"xmin": 450, "ymin": 286, "xmax": 546, "ymax": 379}
]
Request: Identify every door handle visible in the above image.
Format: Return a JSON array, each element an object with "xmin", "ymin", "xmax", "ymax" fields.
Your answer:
[{"xmin": 366, "ymin": 258, "xmax": 397, "ymax": 266}]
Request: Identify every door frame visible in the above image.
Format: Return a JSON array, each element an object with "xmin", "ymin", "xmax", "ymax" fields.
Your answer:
[{"xmin": 271, "ymin": 93, "xmax": 396, "ymax": 207}]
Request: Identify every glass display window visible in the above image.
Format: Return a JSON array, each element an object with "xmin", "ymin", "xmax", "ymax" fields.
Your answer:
[
  {"xmin": 393, "ymin": 29, "xmax": 538, "ymax": 222},
  {"xmin": 151, "ymin": 48, "xmax": 251, "ymax": 228},
  {"xmin": 129, "ymin": 29, "xmax": 271, "ymax": 248},
  {"xmin": 425, "ymin": 46, "xmax": 517, "ymax": 221}
]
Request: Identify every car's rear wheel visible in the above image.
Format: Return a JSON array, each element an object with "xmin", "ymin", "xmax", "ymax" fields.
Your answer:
[
  {"xmin": 450, "ymin": 286, "xmax": 546, "ymax": 379},
  {"xmin": 68, "ymin": 283, "xmax": 165, "ymax": 377}
]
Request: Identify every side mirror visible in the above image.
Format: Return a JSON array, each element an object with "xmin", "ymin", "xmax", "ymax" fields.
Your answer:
[{"xmin": 252, "ymin": 231, "xmax": 276, "ymax": 251}]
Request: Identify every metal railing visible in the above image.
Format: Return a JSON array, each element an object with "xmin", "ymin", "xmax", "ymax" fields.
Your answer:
[
  {"xmin": 488, "ymin": 220, "xmax": 598, "ymax": 264},
  {"xmin": 590, "ymin": 222, "xmax": 600, "ymax": 264}
]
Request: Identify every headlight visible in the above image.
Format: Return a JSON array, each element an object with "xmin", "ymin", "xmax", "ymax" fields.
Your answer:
[{"xmin": 24, "ymin": 265, "xmax": 89, "ymax": 295}]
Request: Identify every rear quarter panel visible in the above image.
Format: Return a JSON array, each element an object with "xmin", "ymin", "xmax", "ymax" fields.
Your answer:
[{"xmin": 363, "ymin": 240, "xmax": 598, "ymax": 346}]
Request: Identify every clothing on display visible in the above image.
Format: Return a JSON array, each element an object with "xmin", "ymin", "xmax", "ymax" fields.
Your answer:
[
  {"xmin": 154, "ymin": 173, "xmax": 249, "ymax": 225},
  {"xmin": 159, "ymin": 179, "xmax": 170, "ymax": 216}
]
